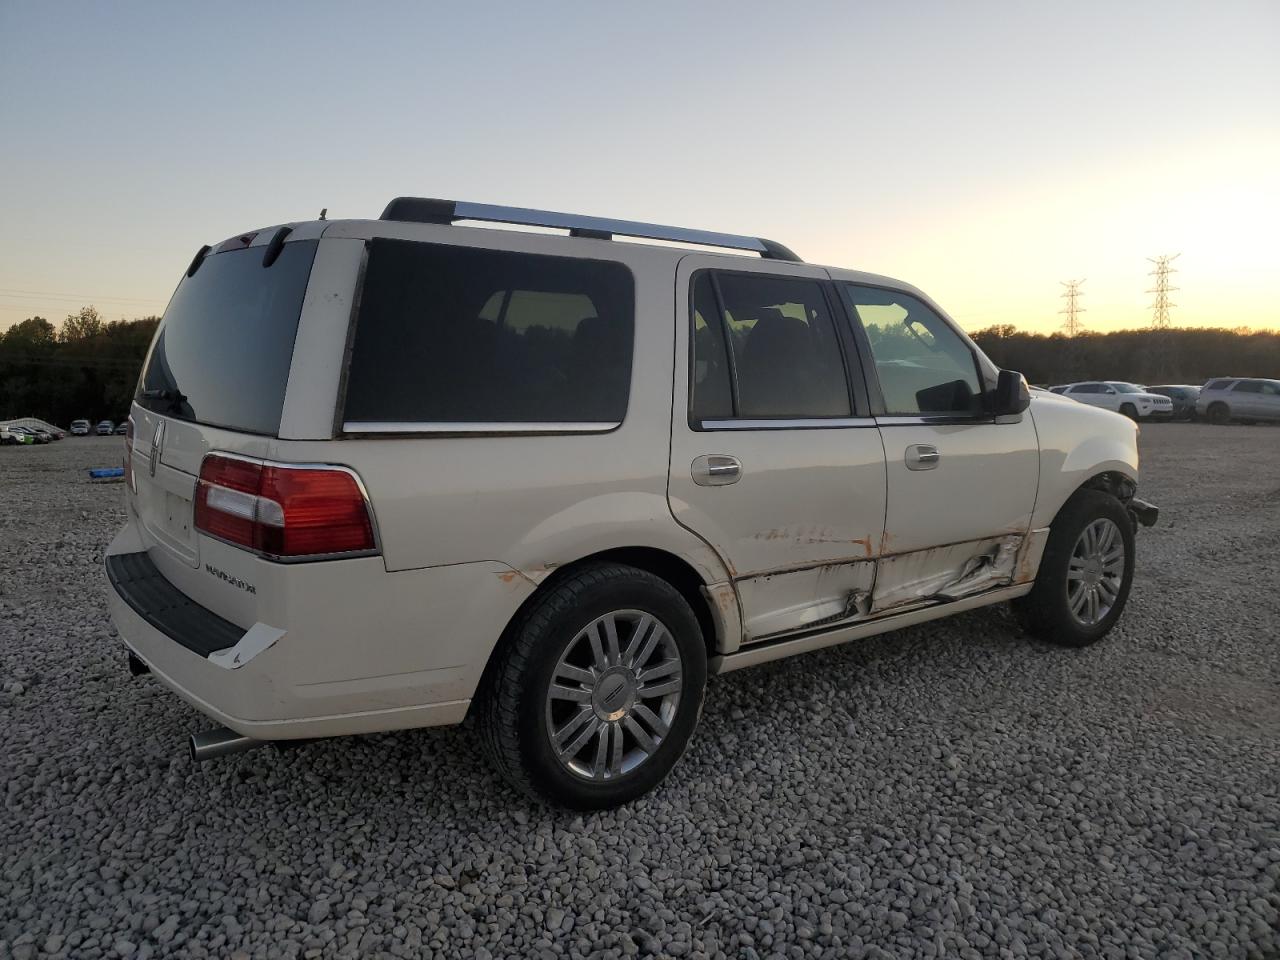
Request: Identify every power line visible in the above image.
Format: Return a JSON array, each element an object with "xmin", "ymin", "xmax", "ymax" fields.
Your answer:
[
  {"xmin": 1147, "ymin": 254, "xmax": 1180, "ymax": 329},
  {"xmin": 0, "ymin": 287, "xmax": 167, "ymax": 303},
  {"xmin": 1059, "ymin": 279, "xmax": 1086, "ymax": 336}
]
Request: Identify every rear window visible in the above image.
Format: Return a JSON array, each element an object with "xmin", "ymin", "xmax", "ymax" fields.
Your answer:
[
  {"xmin": 137, "ymin": 240, "xmax": 318, "ymax": 435},
  {"xmin": 343, "ymin": 239, "xmax": 634, "ymax": 426}
]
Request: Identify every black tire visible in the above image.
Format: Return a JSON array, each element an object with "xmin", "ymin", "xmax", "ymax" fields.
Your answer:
[
  {"xmin": 1207, "ymin": 402, "xmax": 1231, "ymax": 425},
  {"xmin": 1119, "ymin": 403, "xmax": 1138, "ymax": 420},
  {"xmin": 476, "ymin": 563, "xmax": 707, "ymax": 809},
  {"xmin": 1013, "ymin": 489, "xmax": 1135, "ymax": 648}
]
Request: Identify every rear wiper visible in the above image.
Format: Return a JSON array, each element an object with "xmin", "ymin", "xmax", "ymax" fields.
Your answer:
[{"xmin": 140, "ymin": 388, "xmax": 187, "ymax": 411}]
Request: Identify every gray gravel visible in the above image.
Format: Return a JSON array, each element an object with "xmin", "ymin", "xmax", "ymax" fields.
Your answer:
[{"xmin": 2, "ymin": 426, "xmax": 1278, "ymax": 959}]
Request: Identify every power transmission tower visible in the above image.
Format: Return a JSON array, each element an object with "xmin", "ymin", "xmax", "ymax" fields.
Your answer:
[
  {"xmin": 1147, "ymin": 254, "xmax": 1180, "ymax": 379},
  {"xmin": 1147, "ymin": 254, "xmax": 1180, "ymax": 329},
  {"xmin": 1059, "ymin": 279, "xmax": 1085, "ymax": 336}
]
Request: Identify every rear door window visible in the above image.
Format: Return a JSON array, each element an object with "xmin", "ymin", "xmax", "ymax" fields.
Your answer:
[
  {"xmin": 344, "ymin": 240, "xmax": 634, "ymax": 426},
  {"xmin": 690, "ymin": 271, "xmax": 853, "ymax": 422},
  {"xmin": 137, "ymin": 240, "xmax": 318, "ymax": 436}
]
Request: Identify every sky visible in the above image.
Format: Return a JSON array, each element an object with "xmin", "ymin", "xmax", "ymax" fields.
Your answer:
[{"xmin": 1, "ymin": 0, "xmax": 1277, "ymax": 335}]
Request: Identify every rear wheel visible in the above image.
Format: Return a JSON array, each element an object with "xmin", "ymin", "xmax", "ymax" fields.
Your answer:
[
  {"xmin": 1014, "ymin": 490, "xmax": 1135, "ymax": 647},
  {"xmin": 1207, "ymin": 402, "xmax": 1231, "ymax": 424},
  {"xmin": 1119, "ymin": 403, "xmax": 1138, "ymax": 420},
  {"xmin": 477, "ymin": 563, "xmax": 707, "ymax": 809}
]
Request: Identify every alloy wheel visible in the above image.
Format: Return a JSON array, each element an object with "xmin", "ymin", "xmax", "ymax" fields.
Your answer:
[
  {"xmin": 1066, "ymin": 518, "xmax": 1126, "ymax": 626},
  {"xmin": 544, "ymin": 610, "xmax": 683, "ymax": 781}
]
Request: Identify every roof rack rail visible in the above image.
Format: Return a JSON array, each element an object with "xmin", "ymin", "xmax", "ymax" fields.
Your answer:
[{"xmin": 379, "ymin": 197, "xmax": 802, "ymax": 262}]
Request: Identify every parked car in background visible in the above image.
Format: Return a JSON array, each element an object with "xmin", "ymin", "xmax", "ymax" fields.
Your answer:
[
  {"xmin": 70, "ymin": 419, "xmax": 91, "ymax": 436},
  {"xmin": 113, "ymin": 422, "xmax": 129, "ymax": 435},
  {"xmin": 1051, "ymin": 382, "xmax": 1174, "ymax": 420},
  {"xmin": 1, "ymin": 425, "xmax": 30, "ymax": 445},
  {"xmin": 105, "ymin": 197, "xmax": 1159, "ymax": 808},
  {"xmin": 96, "ymin": 420, "xmax": 115, "ymax": 436},
  {"xmin": 9, "ymin": 425, "xmax": 50, "ymax": 444},
  {"xmin": 1145, "ymin": 385, "xmax": 1200, "ymax": 420},
  {"xmin": 1196, "ymin": 378, "xmax": 1280, "ymax": 424}
]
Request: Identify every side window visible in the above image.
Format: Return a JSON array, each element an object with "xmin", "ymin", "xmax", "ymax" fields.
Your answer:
[
  {"xmin": 344, "ymin": 240, "xmax": 634, "ymax": 425},
  {"xmin": 1260, "ymin": 382, "xmax": 1280, "ymax": 396},
  {"xmin": 690, "ymin": 272, "xmax": 852, "ymax": 421},
  {"xmin": 1233, "ymin": 380, "xmax": 1261, "ymax": 393},
  {"xmin": 842, "ymin": 285, "xmax": 984, "ymax": 417},
  {"xmin": 1206, "ymin": 379, "xmax": 1233, "ymax": 390},
  {"xmin": 1071, "ymin": 384, "xmax": 1095, "ymax": 394}
]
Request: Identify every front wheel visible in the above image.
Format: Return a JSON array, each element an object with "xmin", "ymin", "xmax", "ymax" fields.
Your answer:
[
  {"xmin": 477, "ymin": 563, "xmax": 707, "ymax": 809},
  {"xmin": 1014, "ymin": 490, "xmax": 1135, "ymax": 647},
  {"xmin": 1207, "ymin": 402, "xmax": 1231, "ymax": 425},
  {"xmin": 1119, "ymin": 403, "xmax": 1138, "ymax": 420}
]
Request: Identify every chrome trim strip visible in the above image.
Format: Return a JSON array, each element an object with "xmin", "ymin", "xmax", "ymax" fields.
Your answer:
[
  {"xmin": 342, "ymin": 421, "xmax": 618, "ymax": 434},
  {"xmin": 875, "ymin": 415, "xmax": 998, "ymax": 426},
  {"xmin": 452, "ymin": 201, "xmax": 769, "ymax": 254},
  {"xmin": 698, "ymin": 417, "xmax": 876, "ymax": 430}
]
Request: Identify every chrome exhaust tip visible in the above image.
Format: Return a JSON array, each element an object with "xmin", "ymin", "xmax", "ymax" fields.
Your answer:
[{"xmin": 189, "ymin": 727, "xmax": 264, "ymax": 762}]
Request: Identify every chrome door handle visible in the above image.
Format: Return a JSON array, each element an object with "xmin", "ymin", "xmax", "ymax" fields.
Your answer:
[
  {"xmin": 692, "ymin": 454, "xmax": 742, "ymax": 486},
  {"xmin": 905, "ymin": 444, "xmax": 940, "ymax": 471}
]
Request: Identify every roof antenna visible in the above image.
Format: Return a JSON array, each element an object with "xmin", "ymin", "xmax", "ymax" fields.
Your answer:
[{"xmin": 318, "ymin": 208, "xmax": 327, "ymax": 221}]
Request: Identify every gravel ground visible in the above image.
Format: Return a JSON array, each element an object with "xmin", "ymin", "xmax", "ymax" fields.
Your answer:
[{"xmin": 1, "ymin": 427, "xmax": 1277, "ymax": 960}]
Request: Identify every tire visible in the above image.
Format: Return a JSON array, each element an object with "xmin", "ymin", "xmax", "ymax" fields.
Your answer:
[
  {"xmin": 1119, "ymin": 403, "xmax": 1138, "ymax": 420},
  {"xmin": 1207, "ymin": 402, "xmax": 1231, "ymax": 425},
  {"xmin": 477, "ymin": 562, "xmax": 707, "ymax": 809},
  {"xmin": 1013, "ymin": 489, "xmax": 1135, "ymax": 648}
]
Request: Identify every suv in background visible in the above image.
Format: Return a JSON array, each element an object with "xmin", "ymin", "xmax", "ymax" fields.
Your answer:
[
  {"xmin": 106, "ymin": 197, "xmax": 1158, "ymax": 808},
  {"xmin": 96, "ymin": 420, "xmax": 115, "ymax": 436},
  {"xmin": 70, "ymin": 419, "xmax": 91, "ymax": 436},
  {"xmin": 1053, "ymin": 382, "xmax": 1173, "ymax": 420},
  {"xmin": 1197, "ymin": 378, "xmax": 1280, "ymax": 424}
]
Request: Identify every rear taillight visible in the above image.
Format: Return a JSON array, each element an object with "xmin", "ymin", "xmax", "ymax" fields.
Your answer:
[
  {"xmin": 194, "ymin": 454, "xmax": 377, "ymax": 560},
  {"xmin": 123, "ymin": 418, "xmax": 135, "ymax": 493}
]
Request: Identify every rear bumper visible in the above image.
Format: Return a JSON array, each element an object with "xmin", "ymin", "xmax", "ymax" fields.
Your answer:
[{"xmin": 104, "ymin": 516, "xmax": 535, "ymax": 741}]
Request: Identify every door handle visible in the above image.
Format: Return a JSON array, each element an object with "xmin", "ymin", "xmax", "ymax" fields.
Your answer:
[
  {"xmin": 692, "ymin": 454, "xmax": 742, "ymax": 486},
  {"xmin": 905, "ymin": 444, "xmax": 940, "ymax": 471}
]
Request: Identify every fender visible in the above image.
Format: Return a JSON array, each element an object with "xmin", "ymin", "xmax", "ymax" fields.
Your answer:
[{"xmin": 1028, "ymin": 397, "xmax": 1140, "ymax": 530}]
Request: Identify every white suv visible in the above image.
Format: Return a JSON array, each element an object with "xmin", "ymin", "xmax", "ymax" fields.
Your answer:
[
  {"xmin": 106, "ymin": 198, "xmax": 1158, "ymax": 808},
  {"xmin": 1052, "ymin": 381, "xmax": 1173, "ymax": 420}
]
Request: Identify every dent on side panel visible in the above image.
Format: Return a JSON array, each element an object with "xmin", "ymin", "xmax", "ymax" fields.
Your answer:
[
  {"xmin": 871, "ymin": 536, "xmax": 1022, "ymax": 614},
  {"xmin": 737, "ymin": 559, "xmax": 875, "ymax": 641}
]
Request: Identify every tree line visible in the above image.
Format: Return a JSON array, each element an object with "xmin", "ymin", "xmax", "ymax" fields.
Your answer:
[
  {"xmin": 0, "ymin": 307, "xmax": 159, "ymax": 425},
  {"xmin": 2, "ymin": 307, "xmax": 1278, "ymax": 427},
  {"xmin": 969, "ymin": 325, "xmax": 1280, "ymax": 387}
]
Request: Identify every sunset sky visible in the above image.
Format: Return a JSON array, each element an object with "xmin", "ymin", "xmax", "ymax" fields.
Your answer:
[{"xmin": 1, "ymin": 0, "xmax": 1276, "ymax": 335}]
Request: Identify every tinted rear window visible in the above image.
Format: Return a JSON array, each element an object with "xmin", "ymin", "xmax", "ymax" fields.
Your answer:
[
  {"xmin": 137, "ymin": 240, "xmax": 317, "ymax": 435},
  {"xmin": 344, "ymin": 239, "xmax": 634, "ymax": 425}
]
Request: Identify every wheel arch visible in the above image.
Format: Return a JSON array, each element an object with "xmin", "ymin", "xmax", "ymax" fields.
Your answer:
[{"xmin": 468, "ymin": 546, "xmax": 731, "ymax": 720}]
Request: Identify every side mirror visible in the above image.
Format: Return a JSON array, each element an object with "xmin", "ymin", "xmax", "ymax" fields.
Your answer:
[{"xmin": 993, "ymin": 369, "xmax": 1031, "ymax": 417}]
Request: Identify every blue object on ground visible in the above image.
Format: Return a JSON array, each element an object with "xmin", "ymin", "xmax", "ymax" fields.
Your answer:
[{"xmin": 89, "ymin": 467, "xmax": 125, "ymax": 479}]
